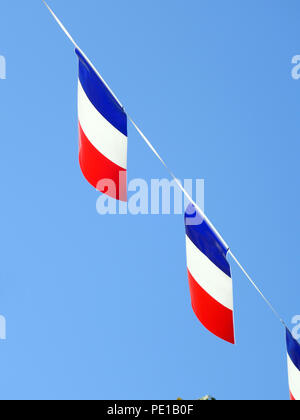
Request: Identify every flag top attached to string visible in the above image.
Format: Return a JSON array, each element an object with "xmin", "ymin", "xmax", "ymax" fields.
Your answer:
[
  {"xmin": 185, "ymin": 204, "xmax": 235, "ymax": 344},
  {"xmin": 76, "ymin": 49, "xmax": 128, "ymax": 201}
]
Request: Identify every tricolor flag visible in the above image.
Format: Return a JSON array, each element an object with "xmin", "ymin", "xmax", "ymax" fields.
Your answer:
[
  {"xmin": 76, "ymin": 49, "xmax": 128, "ymax": 201},
  {"xmin": 185, "ymin": 204, "xmax": 235, "ymax": 344},
  {"xmin": 286, "ymin": 329, "xmax": 300, "ymax": 400}
]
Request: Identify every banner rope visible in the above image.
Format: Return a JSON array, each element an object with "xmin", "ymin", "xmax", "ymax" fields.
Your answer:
[{"xmin": 42, "ymin": 0, "xmax": 289, "ymax": 334}]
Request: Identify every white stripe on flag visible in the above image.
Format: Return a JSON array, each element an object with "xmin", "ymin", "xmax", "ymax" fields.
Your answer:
[
  {"xmin": 78, "ymin": 81, "xmax": 128, "ymax": 169},
  {"xmin": 287, "ymin": 354, "xmax": 300, "ymax": 400},
  {"xmin": 186, "ymin": 235, "xmax": 233, "ymax": 311}
]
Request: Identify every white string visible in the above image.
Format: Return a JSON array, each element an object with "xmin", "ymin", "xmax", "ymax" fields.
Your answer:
[
  {"xmin": 43, "ymin": 0, "xmax": 289, "ymax": 332},
  {"xmin": 229, "ymin": 250, "xmax": 287, "ymax": 329},
  {"xmin": 131, "ymin": 121, "xmax": 288, "ymax": 330},
  {"xmin": 42, "ymin": 1, "xmax": 124, "ymax": 110},
  {"xmin": 129, "ymin": 118, "xmax": 229, "ymax": 249}
]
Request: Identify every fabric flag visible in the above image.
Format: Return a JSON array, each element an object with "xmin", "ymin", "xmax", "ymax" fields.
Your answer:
[
  {"xmin": 286, "ymin": 329, "xmax": 300, "ymax": 400},
  {"xmin": 76, "ymin": 49, "xmax": 128, "ymax": 201},
  {"xmin": 184, "ymin": 204, "xmax": 235, "ymax": 344}
]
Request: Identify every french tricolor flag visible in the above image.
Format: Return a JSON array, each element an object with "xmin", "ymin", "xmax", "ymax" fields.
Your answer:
[
  {"xmin": 185, "ymin": 204, "xmax": 235, "ymax": 344},
  {"xmin": 286, "ymin": 329, "xmax": 300, "ymax": 400},
  {"xmin": 76, "ymin": 49, "xmax": 128, "ymax": 201}
]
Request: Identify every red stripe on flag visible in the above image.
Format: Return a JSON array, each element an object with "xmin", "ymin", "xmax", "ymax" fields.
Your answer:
[
  {"xmin": 79, "ymin": 123, "xmax": 127, "ymax": 201},
  {"xmin": 188, "ymin": 269, "xmax": 235, "ymax": 344},
  {"xmin": 290, "ymin": 391, "xmax": 296, "ymax": 401}
]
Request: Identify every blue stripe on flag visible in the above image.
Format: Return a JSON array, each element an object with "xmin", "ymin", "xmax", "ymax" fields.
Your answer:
[
  {"xmin": 287, "ymin": 329, "xmax": 300, "ymax": 371},
  {"xmin": 185, "ymin": 204, "xmax": 231, "ymax": 277},
  {"xmin": 76, "ymin": 49, "xmax": 127, "ymax": 137}
]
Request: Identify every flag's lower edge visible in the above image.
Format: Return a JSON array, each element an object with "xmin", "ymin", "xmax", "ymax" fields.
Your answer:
[{"xmin": 188, "ymin": 270, "xmax": 235, "ymax": 344}]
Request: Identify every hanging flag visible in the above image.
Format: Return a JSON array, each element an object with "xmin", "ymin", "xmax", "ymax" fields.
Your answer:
[
  {"xmin": 184, "ymin": 204, "xmax": 235, "ymax": 344},
  {"xmin": 76, "ymin": 49, "xmax": 128, "ymax": 201},
  {"xmin": 286, "ymin": 329, "xmax": 300, "ymax": 400}
]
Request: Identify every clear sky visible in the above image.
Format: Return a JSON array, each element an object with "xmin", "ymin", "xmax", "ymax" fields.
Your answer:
[{"xmin": 0, "ymin": 0, "xmax": 299, "ymax": 400}]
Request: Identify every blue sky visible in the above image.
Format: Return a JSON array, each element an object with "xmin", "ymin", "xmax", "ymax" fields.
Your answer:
[{"xmin": 0, "ymin": 0, "xmax": 299, "ymax": 400}]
